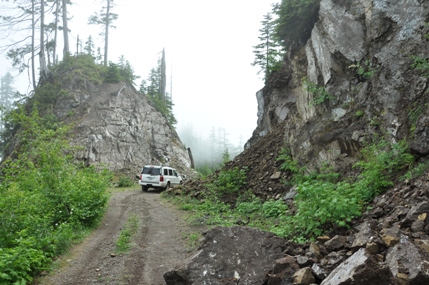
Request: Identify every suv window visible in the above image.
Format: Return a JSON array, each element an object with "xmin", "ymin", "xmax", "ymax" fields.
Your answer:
[
  {"xmin": 163, "ymin": 168, "xmax": 168, "ymax": 175},
  {"xmin": 142, "ymin": 167, "xmax": 161, "ymax": 175},
  {"xmin": 168, "ymin": 169, "xmax": 173, "ymax": 176},
  {"xmin": 173, "ymin": 170, "xmax": 178, "ymax": 176}
]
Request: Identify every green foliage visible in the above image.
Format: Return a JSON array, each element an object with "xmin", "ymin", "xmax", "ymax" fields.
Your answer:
[
  {"xmin": 276, "ymin": 147, "xmax": 299, "ymax": 173},
  {"xmin": 262, "ymin": 199, "xmax": 288, "ymax": 218},
  {"xmin": 54, "ymin": 54, "xmax": 104, "ymax": 86},
  {"xmin": 252, "ymin": 12, "xmax": 284, "ymax": 81},
  {"xmin": 401, "ymin": 159, "xmax": 429, "ymax": 180},
  {"xmin": 410, "ymin": 55, "xmax": 429, "ymax": 77},
  {"xmin": 354, "ymin": 138, "xmax": 414, "ymax": 201},
  {"xmin": 0, "ymin": 109, "xmax": 111, "ymax": 284},
  {"xmin": 118, "ymin": 55, "xmax": 140, "ymax": 86},
  {"xmin": 141, "ymin": 58, "xmax": 177, "ymax": 126},
  {"xmin": 115, "ymin": 214, "xmax": 138, "ymax": 253},
  {"xmin": 207, "ymin": 167, "xmax": 247, "ymax": 196},
  {"xmin": 292, "ymin": 181, "xmax": 362, "ymax": 237},
  {"xmin": 117, "ymin": 176, "xmax": 134, "ymax": 187},
  {"xmin": 274, "ymin": 0, "xmax": 320, "ymax": 50},
  {"xmin": 304, "ymin": 79, "xmax": 334, "ymax": 105},
  {"xmin": 349, "ymin": 60, "xmax": 378, "ymax": 80},
  {"xmin": 355, "ymin": 110, "xmax": 364, "ymax": 117},
  {"xmin": 105, "ymin": 62, "xmax": 122, "ymax": 83}
]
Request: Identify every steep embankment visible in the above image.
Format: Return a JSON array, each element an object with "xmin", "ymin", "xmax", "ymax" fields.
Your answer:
[{"xmin": 53, "ymin": 79, "xmax": 193, "ymax": 178}]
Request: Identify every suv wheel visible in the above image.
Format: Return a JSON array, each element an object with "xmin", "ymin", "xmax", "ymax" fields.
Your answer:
[
  {"xmin": 164, "ymin": 182, "xmax": 170, "ymax": 191},
  {"xmin": 142, "ymin": 185, "xmax": 148, "ymax": 192}
]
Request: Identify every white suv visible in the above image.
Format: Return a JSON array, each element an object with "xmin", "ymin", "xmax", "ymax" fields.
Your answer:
[{"xmin": 138, "ymin": 165, "xmax": 182, "ymax": 191}]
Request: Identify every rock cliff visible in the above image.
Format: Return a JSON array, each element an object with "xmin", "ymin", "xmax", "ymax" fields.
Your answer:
[
  {"xmin": 248, "ymin": 0, "xmax": 429, "ymax": 173},
  {"xmin": 54, "ymin": 82, "xmax": 192, "ymax": 177}
]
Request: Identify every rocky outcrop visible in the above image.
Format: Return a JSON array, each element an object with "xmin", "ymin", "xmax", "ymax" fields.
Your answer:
[
  {"xmin": 54, "ymin": 82, "xmax": 193, "ymax": 177},
  {"xmin": 249, "ymin": 0, "xmax": 429, "ymax": 172},
  {"xmin": 164, "ymin": 226, "xmax": 286, "ymax": 285}
]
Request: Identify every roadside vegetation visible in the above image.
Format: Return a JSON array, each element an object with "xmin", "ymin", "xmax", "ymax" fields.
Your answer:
[
  {"xmin": 0, "ymin": 109, "xmax": 112, "ymax": 284},
  {"xmin": 163, "ymin": 137, "xmax": 421, "ymax": 243}
]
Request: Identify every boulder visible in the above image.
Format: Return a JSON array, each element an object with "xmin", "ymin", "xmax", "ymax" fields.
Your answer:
[
  {"xmin": 386, "ymin": 237, "xmax": 429, "ymax": 284},
  {"xmin": 164, "ymin": 226, "xmax": 286, "ymax": 285},
  {"xmin": 320, "ymin": 248, "xmax": 396, "ymax": 285}
]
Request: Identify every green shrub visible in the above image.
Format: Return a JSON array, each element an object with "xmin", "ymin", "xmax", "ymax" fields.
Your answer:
[
  {"xmin": 262, "ymin": 199, "xmax": 288, "ymax": 218},
  {"xmin": 276, "ymin": 147, "xmax": 299, "ymax": 173},
  {"xmin": 291, "ymin": 180, "xmax": 362, "ymax": 237},
  {"xmin": 0, "ymin": 109, "xmax": 111, "ymax": 284},
  {"xmin": 304, "ymin": 79, "xmax": 334, "ymax": 105},
  {"xmin": 354, "ymin": 138, "xmax": 414, "ymax": 201},
  {"xmin": 207, "ymin": 167, "xmax": 247, "ymax": 196},
  {"xmin": 117, "ymin": 176, "xmax": 134, "ymax": 187}
]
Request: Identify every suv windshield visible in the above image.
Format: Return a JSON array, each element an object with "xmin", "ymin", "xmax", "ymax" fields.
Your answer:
[{"xmin": 142, "ymin": 167, "xmax": 161, "ymax": 175}]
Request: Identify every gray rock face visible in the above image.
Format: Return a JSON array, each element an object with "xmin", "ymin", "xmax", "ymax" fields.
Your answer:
[
  {"xmin": 249, "ymin": 0, "xmax": 429, "ymax": 172},
  {"xmin": 163, "ymin": 226, "xmax": 286, "ymax": 285},
  {"xmin": 54, "ymin": 83, "xmax": 192, "ymax": 177}
]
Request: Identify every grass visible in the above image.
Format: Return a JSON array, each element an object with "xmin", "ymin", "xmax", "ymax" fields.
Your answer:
[{"xmin": 115, "ymin": 214, "xmax": 139, "ymax": 253}]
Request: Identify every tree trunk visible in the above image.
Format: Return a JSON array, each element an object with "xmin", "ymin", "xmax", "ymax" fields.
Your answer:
[
  {"xmin": 62, "ymin": 0, "xmax": 70, "ymax": 59},
  {"xmin": 104, "ymin": 0, "xmax": 110, "ymax": 66},
  {"xmin": 39, "ymin": 0, "xmax": 51, "ymax": 83},
  {"xmin": 53, "ymin": 0, "xmax": 59, "ymax": 65},
  {"xmin": 161, "ymin": 48, "xmax": 166, "ymax": 101},
  {"xmin": 31, "ymin": 0, "xmax": 36, "ymax": 90}
]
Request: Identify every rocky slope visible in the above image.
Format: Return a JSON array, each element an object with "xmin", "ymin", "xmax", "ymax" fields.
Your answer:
[
  {"xmin": 165, "ymin": 0, "xmax": 429, "ymax": 284},
  {"xmin": 53, "ymin": 81, "xmax": 193, "ymax": 178}
]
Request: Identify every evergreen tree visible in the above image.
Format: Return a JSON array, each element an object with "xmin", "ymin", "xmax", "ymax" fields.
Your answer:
[
  {"xmin": 252, "ymin": 12, "xmax": 283, "ymax": 81},
  {"xmin": 274, "ymin": 0, "xmax": 320, "ymax": 50},
  {"xmin": 140, "ymin": 57, "xmax": 177, "ymax": 126},
  {"xmin": 88, "ymin": 0, "xmax": 118, "ymax": 66},
  {"xmin": 84, "ymin": 35, "xmax": 95, "ymax": 58},
  {"xmin": 118, "ymin": 55, "xmax": 140, "ymax": 86},
  {"xmin": 0, "ymin": 72, "xmax": 15, "ymax": 111}
]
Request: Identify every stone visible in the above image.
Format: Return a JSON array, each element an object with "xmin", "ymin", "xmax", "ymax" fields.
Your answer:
[
  {"xmin": 324, "ymin": 235, "xmax": 347, "ymax": 251},
  {"xmin": 352, "ymin": 222, "xmax": 377, "ymax": 248},
  {"xmin": 321, "ymin": 248, "xmax": 396, "ymax": 285},
  {"xmin": 296, "ymin": 256, "xmax": 314, "ymax": 268},
  {"xmin": 411, "ymin": 220, "xmax": 425, "ymax": 233},
  {"xmin": 386, "ymin": 237, "xmax": 429, "ymax": 284},
  {"xmin": 292, "ymin": 267, "xmax": 315, "ymax": 285},
  {"xmin": 271, "ymin": 255, "xmax": 300, "ymax": 274},
  {"xmin": 270, "ymin": 171, "xmax": 281, "ymax": 180},
  {"xmin": 366, "ymin": 242, "xmax": 380, "ymax": 255}
]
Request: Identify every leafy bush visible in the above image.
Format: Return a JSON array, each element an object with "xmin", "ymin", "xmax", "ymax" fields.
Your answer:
[
  {"xmin": 291, "ymin": 181, "xmax": 362, "ymax": 237},
  {"xmin": 276, "ymin": 147, "xmax": 299, "ymax": 173},
  {"xmin": 354, "ymin": 138, "xmax": 414, "ymax": 201},
  {"xmin": 117, "ymin": 175, "xmax": 135, "ymax": 187},
  {"xmin": 0, "ymin": 109, "xmax": 111, "ymax": 284},
  {"xmin": 262, "ymin": 199, "xmax": 288, "ymax": 218},
  {"xmin": 207, "ymin": 167, "xmax": 247, "ymax": 196}
]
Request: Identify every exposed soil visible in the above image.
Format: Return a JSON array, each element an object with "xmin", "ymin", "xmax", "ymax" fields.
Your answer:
[{"xmin": 35, "ymin": 187, "xmax": 200, "ymax": 285}]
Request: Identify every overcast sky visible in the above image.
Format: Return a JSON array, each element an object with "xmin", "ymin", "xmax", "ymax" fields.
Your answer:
[{"xmin": 1, "ymin": 0, "xmax": 276, "ymax": 146}]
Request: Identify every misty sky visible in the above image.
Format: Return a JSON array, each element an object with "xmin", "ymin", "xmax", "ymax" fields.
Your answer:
[{"xmin": 0, "ymin": 0, "xmax": 276, "ymax": 146}]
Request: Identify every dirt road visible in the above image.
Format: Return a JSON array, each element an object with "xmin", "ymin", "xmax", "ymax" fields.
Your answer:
[{"xmin": 36, "ymin": 187, "xmax": 198, "ymax": 285}]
